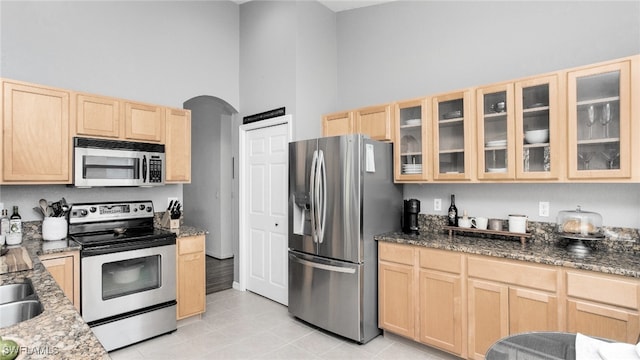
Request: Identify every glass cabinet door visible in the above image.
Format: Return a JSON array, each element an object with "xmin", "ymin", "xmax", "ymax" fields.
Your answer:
[
  {"xmin": 394, "ymin": 99, "xmax": 428, "ymax": 182},
  {"xmin": 432, "ymin": 90, "xmax": 472, "ymax": 180},
  {"xmin": 567, "ymin": 61, "xmax": 631, "ymax": 179},
  {"xmin": 515, "ymin": 75, "xmax": 559, "ymax": 180},
  {"xmin": 477, "ymin": 84, "xmax": 515, "ymax": 179}
]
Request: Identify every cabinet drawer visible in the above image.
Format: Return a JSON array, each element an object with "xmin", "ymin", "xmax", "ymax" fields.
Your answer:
[
  {"xmin": 379, "ymin": 242, "xmax": 414, "ymax": 266},
  {"xmin": 419, "ymin": 248, "xmax": 461, "ymax": 274},
  {"xmin": 468, "ymin": 256, "xmax": 557, "ymax": 292},
  {"xmin": 178, "ymin": 235, "xmax": 205, "ymax": 255},
  {"xmin": 566, "ymin": 270, "xmax": 639, "ymax": 309}
]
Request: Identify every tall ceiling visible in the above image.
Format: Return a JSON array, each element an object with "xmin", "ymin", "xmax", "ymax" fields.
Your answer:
[{"xmin": 233, "ymin": 0, "xmax": 397, "ymax": 12}]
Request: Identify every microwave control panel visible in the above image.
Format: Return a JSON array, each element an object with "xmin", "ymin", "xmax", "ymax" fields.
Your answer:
[{"xmin": 149, "ymin": 156, "xmax": 163, "ymax": 183}]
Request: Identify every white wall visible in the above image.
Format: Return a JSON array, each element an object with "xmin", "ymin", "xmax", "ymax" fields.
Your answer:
[
  {"xmin": 336, "ymin": 1, "xmax": 640, "ymax": 110},
  {"xmin": 335, "ymin": 1, "xmax": 640, "ymax": 228},
  {"xmin": 0, "ymin": 0, "xmax": 239, "ymax": 109},
  {"xmin": 239, "ymin": 0, "xmax": 336, "ymax": 141},
  {"xmin": 0, "ymin": 1, "xmax": 240, "ymax": 220}
]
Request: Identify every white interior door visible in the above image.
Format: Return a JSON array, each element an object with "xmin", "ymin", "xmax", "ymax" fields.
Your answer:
[{"xmin": 243, "ymin": 122, "xmax": 289, "ymax": 305}]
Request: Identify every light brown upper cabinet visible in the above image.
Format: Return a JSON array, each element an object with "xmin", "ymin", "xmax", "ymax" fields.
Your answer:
[
  {"xmin": 124, "ymin": 101, "xmax": 164, "ymax": 143},
  {"xmin": 432, "ymin": 90, "xmax": 474, "ymax": 181},
  {"xmin": 75, "ymin": 93, "xmax": 121, "ymax": 138},
  {"xmin": 567, "ymin": 57, "xmax": 634, "ymax": 180},
  {"xmin": 355, "ymin": 104, "xmax": 394, "ymax": 142},
  {"xmin": 514, "ymin": 74, "xmax": 562, "ymax": 180},
  {"xmin": 322, "ymin": 111, "xmax": 354, "ymax": 137},
  {"xmin": 2, "ymin": 80, "xmax": 71, "ymax": 183},
  {"xmin": 165, "ymin": 108, "xmax": 191, "ymax": 183},
  {"xmin": 476, "ymin": 83, "xmax": 516, "ymax": 180},
  {"xmin": 394, "ymin": 98, "xmax": 429, "ymax": 182}
]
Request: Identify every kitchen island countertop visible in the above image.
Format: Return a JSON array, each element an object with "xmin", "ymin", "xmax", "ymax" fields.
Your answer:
[
  {"xmin": 0, "ymin": 236, "xmax": 109, "ymax": 360},
  {"xmin": 375, "ymin": 231, "xmax": 640, "ymax": 278}
]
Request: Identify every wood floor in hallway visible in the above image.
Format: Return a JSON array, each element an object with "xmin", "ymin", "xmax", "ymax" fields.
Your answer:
[{"xmin": 206, "ymin": 255, "xmax": 234, "ymax": 294}]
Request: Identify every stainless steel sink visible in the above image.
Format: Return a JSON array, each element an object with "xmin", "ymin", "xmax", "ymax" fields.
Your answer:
[
  {"xmin": 0, "ymin": 280, "xmax": 36, "ymax": 304},
  {"xmin": 0, "ymin": 280, "xmax": 43, "ymax": 328},
  {"xmin": 0, "ymin": 300, "xmax": 43, "ymax": 328}
]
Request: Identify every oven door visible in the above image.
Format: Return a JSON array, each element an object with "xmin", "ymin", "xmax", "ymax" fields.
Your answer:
[{"xmin": 81, "ymin": 243, "xmax": 176, "ymax": 322}]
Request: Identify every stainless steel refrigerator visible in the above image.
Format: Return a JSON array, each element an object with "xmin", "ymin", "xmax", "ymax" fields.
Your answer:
[{"xmin": 288, "ymin": 134, "xmax": 401, "ymax": 344}]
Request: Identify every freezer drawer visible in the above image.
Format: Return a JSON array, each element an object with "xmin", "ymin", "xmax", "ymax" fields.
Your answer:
[{"xmin": 288, "ymin": 251, "xmax": 378, "ymax": 343}]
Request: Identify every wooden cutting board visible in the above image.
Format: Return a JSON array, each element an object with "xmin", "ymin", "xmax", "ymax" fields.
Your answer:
[{"xmin": 0, "ymin": 246, "xmax": 33, "ymax": 274}]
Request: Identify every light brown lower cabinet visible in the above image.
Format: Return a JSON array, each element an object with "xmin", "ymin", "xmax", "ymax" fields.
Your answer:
[
  {"xmin": 39, "ymin": 251, "xmax": 80, "ymax": 312},
  {"xmin": 565, "ymin": 269, "xmax": 640, "ymax": 343},
  {"xmin": 378, "ymin": 242, "xmax": 640, "ymax": 360},
  {"xmin": 177, "ymin": 234, "xmax": 206, "ymax": 320},
  {"xmin": 378, "ymin": 244, "xmax": 415, "ymax": 338},
  {"xmin": 379, "ymin": 242, "xmax": 464, "ymax": 357}
]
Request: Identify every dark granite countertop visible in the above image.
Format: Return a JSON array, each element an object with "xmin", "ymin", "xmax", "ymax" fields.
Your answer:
[
  {"xmin": 166, "ymin": 224, "xmax": 207, "ymax": 238},
  {"xmin": 375, "ymin": 231, "xmax": 640, "ymax": 279},
  {"xmin": 0, "ymin": 236, "xmax": 109, "ymax": 360}
]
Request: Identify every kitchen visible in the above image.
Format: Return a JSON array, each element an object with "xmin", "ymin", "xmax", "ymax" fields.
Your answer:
[{"xmin": 1, "ymin": 0, "xmax": 639, "ymax": 359}]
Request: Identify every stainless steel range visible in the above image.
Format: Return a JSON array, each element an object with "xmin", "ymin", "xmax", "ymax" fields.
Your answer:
[{"xmin": 68, "ymin": 200, "xmax": 177, "ymax": 352}]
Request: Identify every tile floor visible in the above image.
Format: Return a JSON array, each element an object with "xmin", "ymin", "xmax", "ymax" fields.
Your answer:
[{"xmin": 109, "ymin": 288, "xmax": 461, "ymax": 359}]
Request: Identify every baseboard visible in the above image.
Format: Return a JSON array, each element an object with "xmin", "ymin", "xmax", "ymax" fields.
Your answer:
[{"xmin": 232, "ymin": 281, "xmax": 242, "ymax": 290}]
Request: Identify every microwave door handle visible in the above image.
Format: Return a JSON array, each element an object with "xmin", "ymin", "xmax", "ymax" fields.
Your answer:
[{"xmin": 142, "ymin": 155, "xmax": 147, "ymax": 183}]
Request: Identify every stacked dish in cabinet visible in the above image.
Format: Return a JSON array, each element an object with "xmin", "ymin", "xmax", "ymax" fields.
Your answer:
[{"xmin": 398, "ymin": 105, "xmax": 424, "ymax": 175}]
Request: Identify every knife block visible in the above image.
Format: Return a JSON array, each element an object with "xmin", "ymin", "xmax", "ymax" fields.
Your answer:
[{"xmin": 161, "ymin": 212, "xmax": 180, "ymax": 229}]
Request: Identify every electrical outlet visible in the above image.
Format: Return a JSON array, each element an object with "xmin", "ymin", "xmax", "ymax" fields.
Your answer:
[
  {"xmin": 167, "ymin": 197, "xmax": 178, "ymax": 210},
  {"xmin": 434, "ymin": 198, "xmax": 442, "ymax": 211},
  {"xmin": 539, "ymin": 201, "xmax": 550, "ymax": 217}
]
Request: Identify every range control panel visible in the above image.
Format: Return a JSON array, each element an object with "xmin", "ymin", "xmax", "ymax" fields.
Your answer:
[{"xmin": 69, "ymin": 201, "xmax": 154, "ymax": 224}]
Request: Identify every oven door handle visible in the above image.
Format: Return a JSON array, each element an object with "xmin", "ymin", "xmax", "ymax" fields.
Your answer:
[{"xmin": 81, "ymin": 237, "xmax": 176, "ymax": 257}]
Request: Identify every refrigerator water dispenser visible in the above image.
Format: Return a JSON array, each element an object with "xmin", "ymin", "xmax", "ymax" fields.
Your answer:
[{"xmin": 292, "ymin": 193, "xmax": 311, "ymax": 236}]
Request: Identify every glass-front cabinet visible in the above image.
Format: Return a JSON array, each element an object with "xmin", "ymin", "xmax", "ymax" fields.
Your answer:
[
  {"xmin": 514, "ymin": 75, "xmax": 560, "ymax": 180},
  {"xmin": 477, "ymin": 84, "xmax": 515, "ymax": 180},
  {"xmin": 432, "ymin": 90, "xmax": 473, "ymax": 180},
  {"xmin": 394, "ymin": 99, "xmax": 428, "ymax": 182},
  {"xmin": 567, "ymin": 60, "xmax": 631, "ymax": 179}
]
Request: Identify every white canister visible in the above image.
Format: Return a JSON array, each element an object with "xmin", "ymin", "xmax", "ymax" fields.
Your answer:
[
  {"xmin": 508, "ymin": 214, "xmax": 528, "ymax": 233},
  {"xmin": 42, "ymin": 217, "xmax": 68, "ymax": 241}
]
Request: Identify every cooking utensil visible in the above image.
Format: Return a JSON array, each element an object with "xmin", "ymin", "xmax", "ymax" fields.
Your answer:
[
  {"xmin": 33, "ymin": 206, "xmax": 45, "ymax": 218},
  {"xmin": 51, "ymin": 202, "xmax": 62, "ymax": 217},
  {"xmin": 39, "ymin": 199, "xmax": 50, "ymax": 217}
]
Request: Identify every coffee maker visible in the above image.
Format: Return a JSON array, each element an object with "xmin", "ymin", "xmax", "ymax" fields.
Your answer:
[{"xmin": 402, "ymin": 199, "xmax": 420, "ymax": 235}]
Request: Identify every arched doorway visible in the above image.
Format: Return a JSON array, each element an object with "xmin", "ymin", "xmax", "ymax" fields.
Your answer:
[{"xmin": 183, "ymin": 95, "xmax": 237, "ymax": 293}]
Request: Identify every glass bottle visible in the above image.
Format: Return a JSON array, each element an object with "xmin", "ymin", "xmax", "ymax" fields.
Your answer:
[
  {"xmin": 7, "ymin": 206, "xmax": 22, "ymax": 245},
  {"xmin": 448, "ymin": 194, "xmax": 458, "ymax": 226},
  {"xmin": 0, "ymin": 209, "xmax": 8, "ymax": 245}
]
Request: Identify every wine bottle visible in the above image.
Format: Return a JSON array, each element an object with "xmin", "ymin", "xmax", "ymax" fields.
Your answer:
[
  {"xmin": 7, "ymin": 205, "xmax": 22, "ymax": 245},
  {"xmin": 0, "ymin": 209, "xmax": 8, "ymax": 245},
  {"xmin": 448, "ymin": 194, "xmax": 458, "ymax": 226}
]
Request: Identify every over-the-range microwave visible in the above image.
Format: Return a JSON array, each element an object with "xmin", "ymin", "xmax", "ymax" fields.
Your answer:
[{"xmin": 73, "ymin": 137, "xmax": 165, "ymax": 187}]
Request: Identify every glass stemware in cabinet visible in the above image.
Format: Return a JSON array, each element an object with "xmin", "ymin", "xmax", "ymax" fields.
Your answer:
[{"xmin": 569, "ymin": 63, "xmax": 629, "ymax": 177}]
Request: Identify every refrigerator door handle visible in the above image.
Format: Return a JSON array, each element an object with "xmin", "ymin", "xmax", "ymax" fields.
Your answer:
[
  {"xmin": 317, "ymin": 150, "xmax": 327, "ymax": 244},
  {"xmin": 310, "ymin": 149, "xmax": 319, "ymax": 243},
  {"xmin": 291, "ymin": 255, "xmax": 356, "ymax": 274}
]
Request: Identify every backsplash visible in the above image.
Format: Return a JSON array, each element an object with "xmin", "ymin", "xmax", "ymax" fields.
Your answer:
[{"xmin": 418, "ymin": 214, "xmax": 640, "ymax": 253}]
